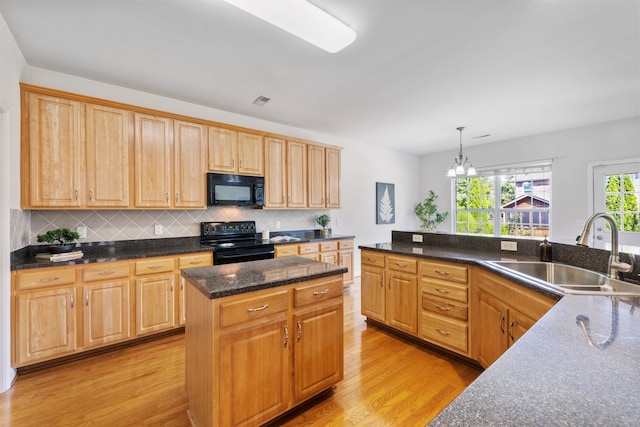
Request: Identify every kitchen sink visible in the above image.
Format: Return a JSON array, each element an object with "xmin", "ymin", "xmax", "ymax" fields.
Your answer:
[{"xmin": 486, "ymin": 261, "xmax": 640, "ymax": 296}]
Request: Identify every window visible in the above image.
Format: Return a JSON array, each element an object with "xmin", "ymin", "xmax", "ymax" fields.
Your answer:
[{"xmin": 454, "ymin": 163, "xmax": 552, "ymax": 238}]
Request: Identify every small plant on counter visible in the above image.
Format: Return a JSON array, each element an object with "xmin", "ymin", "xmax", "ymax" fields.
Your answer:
[
  {"xmin": 37, "ymin": 228, "xmax": 80, "ymax": 253},
  {"xmin": 414, "ymin": 190, "xmax": 449, "ymax": 232},
  {"xmin": 316, "ymin": 214, "xmax": 331, "ymax": 229}
]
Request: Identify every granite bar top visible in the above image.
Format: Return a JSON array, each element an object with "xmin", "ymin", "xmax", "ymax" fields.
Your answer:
[
  {"xmin": 429, "ymin": 294, "xmax": 640, "ymax": 426},
  {"xmin": 181, "ymin": 256, "xmax": 348, "ymax": 299},
  {"xmin": 11, "ymin": 232, "xmax": 355, "ymax": 271}
]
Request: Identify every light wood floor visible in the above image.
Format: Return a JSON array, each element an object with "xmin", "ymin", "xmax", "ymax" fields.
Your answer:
[{"xmin": 0, "ymin": 278, "xmax": 481, "ymax": 427}]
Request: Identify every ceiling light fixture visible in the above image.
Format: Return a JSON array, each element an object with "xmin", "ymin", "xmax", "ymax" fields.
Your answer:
[
  {"xmin": 223, "ymin": 0, "xmax": 356, "ymax": 53},
  {"xmin": 447, "ymin": 127, "xmax": 477, "ymax": 177}
]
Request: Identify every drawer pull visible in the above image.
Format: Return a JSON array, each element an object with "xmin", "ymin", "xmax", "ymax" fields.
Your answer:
[
  {"xmin": 367, "ymin": 257, "xmax": 377, "ymax": 263},
  {"xmin": 435, "ymin": 328, "xmax": 451, "ymax": 336},
  {"xmin": 313, "ymin": 289, "xmax": 330, "ymax": 296},
  {"xmin": 97, "ymin": 270, "xmax": 117, "ymax": 276},
  {"xmin": 435, "ymin": 270, "xmax": 450, "ymax": 276},
  {"xmin": 189, "ymin": 260, "xmax": 203, "ymax": 265},
  {"xmin": 247, "ymin": 303, "xmax": 269, "ymax": 312},
  {"xmin": 435, "ymin": 287, "xmax": 450, "ymax": 294},
  {"xmin": 38, "ymin": 276, "xmax": 60, "ymax": 283},
  {"xmin": 396, "ymin": 262, "xmax": 408, "ymax": 267},
  {"xmin": 435, "ymin": 304, "xmax": 451, "ymax": 312},
  {"xmin": 147, "ymin": 265, "xmax": 165, "ymax": 269}
]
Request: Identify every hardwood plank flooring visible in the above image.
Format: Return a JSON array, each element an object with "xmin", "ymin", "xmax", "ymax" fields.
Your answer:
[{"xmin": 0, "ymin": 278, "xmax": 481, "ymax": 427}]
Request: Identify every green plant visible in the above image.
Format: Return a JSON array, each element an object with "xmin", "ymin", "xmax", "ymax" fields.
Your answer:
[
  {"xmin": 316, "ymin": 214, "xmax": 331, "ymax": 229},
  {"xmin": 415, "ymin": 190, "xmax": 449, "ymax": 231},
  {"xmin": 37, "ymin": 228, "xmax": 80, "ymax": 245}
]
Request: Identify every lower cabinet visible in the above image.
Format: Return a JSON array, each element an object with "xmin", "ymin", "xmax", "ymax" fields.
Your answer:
[
  {"xmin": 185, "ymin": 275, "xmax": 344, "ymax": 427},
  {"xmin": 11, "ymin": 251, "xmax": 212, "ymax": 368},
  {"xmin": 473, "ymin": 269, "xmax": 556, "ymax": 368}
]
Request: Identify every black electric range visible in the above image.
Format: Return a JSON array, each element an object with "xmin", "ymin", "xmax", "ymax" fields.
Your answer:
[{"xmin": 200, "ymin": 221, "xmax": 274, "ymax": 265}]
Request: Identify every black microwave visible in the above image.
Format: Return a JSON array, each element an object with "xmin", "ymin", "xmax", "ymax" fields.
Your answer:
[{"xmin": 207, "ymin": 173, "xmax": 265, "ymax": 207}]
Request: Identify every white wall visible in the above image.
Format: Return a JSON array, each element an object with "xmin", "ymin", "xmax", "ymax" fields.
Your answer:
[
  {"xmin": 0, "ymin": 11, "xmax": 26, "ymax": 392},
  {"xmin": 419, "ymin": 117, "xmax": 640, "ymax": 243}
]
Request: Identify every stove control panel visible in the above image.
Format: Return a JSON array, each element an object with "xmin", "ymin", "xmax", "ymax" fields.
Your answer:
[{"xmin": 201, "ymin": 221, "xmax": 257, "ymax": 236}]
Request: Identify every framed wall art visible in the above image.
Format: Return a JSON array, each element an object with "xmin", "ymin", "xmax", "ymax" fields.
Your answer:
[{"xmin": 376, "ymin": 182, "xmax": 395, "ymax": 224}]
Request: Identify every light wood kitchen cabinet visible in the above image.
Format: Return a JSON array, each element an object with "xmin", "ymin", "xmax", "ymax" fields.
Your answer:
[
  {"xmin": 208, "ymin": 126, "xmax": 264, "ymax": 176},
  {"xmin": 134, "ymin": 256, "xmax": 176, "ymax": 336},
  {"xmin": 174, "ymin": 120, "xmax": 207, "ymax": 208},
  {"xmin": 386, "ymin": 255, "xmax": 418, "ymax": 335},
  {"xmin": 307, "ymin": 144, "xmax": 326, "ymax": 208},
  {"xmin": 319, "ymin": 240, "xmax": 338, "ymax": 264},
  {"xmin": 177, "ymin": 252, "xmax": 213, "ymax": 326},
  {"xmin": 325, "ymin": 148, "xmax": 341, "ymax": 209},
  {"xmin": 134, "ymin": 113, "xmax": 173, "ymax": 208},
  {"xmin": 338, "ymin": 239, "xmax": 354, "ymax": 286},
  {"xmin": 274, "ymin": 239, "xmax": 353, "ymax": 286},
  {"xmin": 473, "ymin": 268, "xmax": 556, "ymax": 368},
  {"xmin": 81, "ymin": 262, "xmax": 131, "ymax": 348},
  {"xmin": 85, "ymin": 104, "xmax": 132, "ymax": 208},
  {"xmin": 287, "ymin": 141, "xmax": 308, "ymax": 208},
  {"xmin": 419, "ymin": 260, "xmax": 470, "ymax": 356},
  {"xmin": 264, "ymin": 136, "xmax": 287, "ymax": 208},
  {"xmin": 360, "ymin": 251, "xmax": 386, "ymax": 322},
  {"xmin": 22, "ymin": 91, "xmax": 84, "ymax": 208}
]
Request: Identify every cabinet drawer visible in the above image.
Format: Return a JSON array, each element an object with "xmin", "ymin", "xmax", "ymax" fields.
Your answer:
[
  {"xmin": 219, "ymin": 290, "xmax": 289, "ymax": 328},
  {"xmin": 320, "ymin": 241, "xmax": 338, "ymax": 252},
  {"xmin": 361, "ymin": 251, "xmax": 385, "ymax": 268},
  {"xmin": 82, "ymin": 262, "xmax": 130, "ymax": 282},
  {"xmin": 420, "ymin": 312, "xmax": 468, "ymax": 353},
  {"xmin": 420, "ymin": 261, "xmax": 468, "ymax": 284},
  {"xmin": 421, "ymin": 279, "xmax": 468, "ymax": 304},
  {"xmin": 275, "ymin": 244, "xmax": 298, "ymax": 258},
  {"xmin": 422, "ymin": 294, "xmax": 468, "ymax": 321},
  {"xmin": 294, "ymin": 278, "xmax": 343, "ymax": 308},
  {"xmin": 298, "ymin": 243, "xmax": 319, "ymax": 255},
  {"xmin": 16, "ymin": 267, "xmax": 77, "ymax": 290},
  {"xmin": 338, "ymin": 239, "xmax": 353, "ymax": 250},
  {"xmin": 388, "ymin": 255, "xmax": 418, "ymax": 274},
  {"xmin": 134, "ymin": 257, "xmax": 175, "ymax": 275},
  {"xmin": 179, "ymin": 253, "xmax": 213, "ymax": 269}
]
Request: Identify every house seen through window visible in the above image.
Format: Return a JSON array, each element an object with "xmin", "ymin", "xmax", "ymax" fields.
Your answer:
[{"xmin": 454, "ymin": 163, "xmax": 552, "ymax": 238}]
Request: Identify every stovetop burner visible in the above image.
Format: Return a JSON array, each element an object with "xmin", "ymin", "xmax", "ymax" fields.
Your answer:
[{"xmin": 200, "ymin": 221, "xmax": 275, "ymax": 265}]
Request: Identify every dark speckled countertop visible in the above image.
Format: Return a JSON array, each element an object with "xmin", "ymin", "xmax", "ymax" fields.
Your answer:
[
  {"xmin": 181, "ymin": 256, "xmax": 348, "ymax": 299},
  {"xmin": 360, "ymin": 238, "xmax": 640, "ymax": 426}
]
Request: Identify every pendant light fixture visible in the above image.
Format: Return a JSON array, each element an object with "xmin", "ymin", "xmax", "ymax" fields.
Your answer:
[{"xmin": 447, "ymin": 127, "xmax": 477, "ymax": 177}]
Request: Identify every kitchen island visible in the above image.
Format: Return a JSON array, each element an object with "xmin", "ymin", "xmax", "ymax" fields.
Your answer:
[{"xmin": 181, "ymin": 257, "xmax": 347, "ymax": 427}]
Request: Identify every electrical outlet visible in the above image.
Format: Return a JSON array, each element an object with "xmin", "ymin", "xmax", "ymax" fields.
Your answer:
[
  {"xmin": 77, "ymin": 226, "xmax": 87, "ymax": 239},
  {"xmin": 154, "ymin": 224, "xmax": 163, "ymax": 235},
  {"xmin": 412, "ymin": 234, "xmax": 423, "ymax": 243},
  {"xmin": 501, "ymin": 241, "xmax": 518, "ymax": 251},
  {"xmin": 275, "ymin": 221, "xmax": 281, "ymax": 229}
]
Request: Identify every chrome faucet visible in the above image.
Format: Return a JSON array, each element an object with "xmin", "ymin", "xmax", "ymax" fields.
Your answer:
[{"xmin": 576, "ymin": 212, "xmax": 635, "ymax": 279}]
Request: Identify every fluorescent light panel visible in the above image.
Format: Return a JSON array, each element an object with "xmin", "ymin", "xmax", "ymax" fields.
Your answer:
[{"xmin": 223, "ymin": 0, "xmax": 356, "ymax": 53}]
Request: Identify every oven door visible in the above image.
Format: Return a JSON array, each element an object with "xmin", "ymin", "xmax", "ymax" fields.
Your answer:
[{"xmin": 213, "ymin": 245, "xmax": 275, "ymax": 265}]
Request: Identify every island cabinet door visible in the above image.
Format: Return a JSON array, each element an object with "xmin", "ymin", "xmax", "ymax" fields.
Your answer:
[
  {"xmin": 293, "ymin": 299, "xmax": 344, "ymax": 403},
  {"xmin": 219, "ymin": 317, "xmax": 291, "ymax": 427}
]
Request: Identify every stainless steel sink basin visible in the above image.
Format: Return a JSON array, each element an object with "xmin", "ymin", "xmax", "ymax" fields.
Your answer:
[{"xmin": 486, "ymin": 261, "xmax": 640, "ymax": 296}]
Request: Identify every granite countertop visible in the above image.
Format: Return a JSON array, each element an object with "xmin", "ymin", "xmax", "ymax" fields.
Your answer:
[
  {"xmin": 181, "ymin": 256, "xmax": 348, "ymax": 299},
  {"xmin": 361, "ymin": 240, "xmax": 640, "ymax": 426},
  {"xmin": 429, "ymin": 294, "xmax": 640, "ymax": 426},
  {"xmin": 11, "ymin": 232, "xmax": 356, "ymax": 271}
]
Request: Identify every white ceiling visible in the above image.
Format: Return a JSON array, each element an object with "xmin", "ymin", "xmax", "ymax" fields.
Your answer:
[{"xmin": 1, "ymin": 0, "xmax": 638, "ymax": 155}]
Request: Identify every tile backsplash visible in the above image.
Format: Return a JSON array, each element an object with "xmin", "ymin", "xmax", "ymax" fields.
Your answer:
[
  {"xmin": 10, "ymin": 209, "xmax": 31, "ymax": 251},
  {"xmin": 28, "ymin": 208, "xmax": 328, "ymax": 246}
]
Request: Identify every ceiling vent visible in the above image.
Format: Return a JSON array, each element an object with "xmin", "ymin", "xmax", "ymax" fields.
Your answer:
[{"xmin": 253, "ymin": 95, "xmax": 271, "ymax": 106}]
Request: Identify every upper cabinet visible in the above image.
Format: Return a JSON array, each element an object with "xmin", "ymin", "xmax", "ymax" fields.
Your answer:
[
  {"xmin": 20, "ymin": 85, "xmax": 341, "ymax": 210},
  {"xmin": 208, "ymin": 126, "xmax": 263, "ymax": 176}
]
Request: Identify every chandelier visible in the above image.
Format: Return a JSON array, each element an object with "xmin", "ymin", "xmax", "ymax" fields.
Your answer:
[{"xmin": 447, "ymin": 127, "xmax": 477, "ymax": 177}]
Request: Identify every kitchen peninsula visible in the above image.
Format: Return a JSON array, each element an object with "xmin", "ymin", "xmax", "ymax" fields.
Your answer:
[{"xmin": 181, "ymin": 257, "xmax": 347, "ymax": 427}]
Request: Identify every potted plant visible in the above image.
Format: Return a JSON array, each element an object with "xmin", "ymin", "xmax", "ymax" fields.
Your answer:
[
  {"xmin": 414, "ymin": 190, "xmax": 449, "ymax": 232},
  {"xmin": 316, "ymin": 214, "xmax": 332, "ymax": 237},
  {"xmin": 37, "ymin": 228, "xmax": 80, "ymax": 253}
]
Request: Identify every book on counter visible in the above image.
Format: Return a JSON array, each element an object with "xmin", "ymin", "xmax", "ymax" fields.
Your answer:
[{"xmin": 35, "ymin": 251, "xmax": 84, "ymax": 262}]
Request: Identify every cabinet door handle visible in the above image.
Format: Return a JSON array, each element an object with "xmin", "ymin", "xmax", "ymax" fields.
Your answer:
[
  {"xmin": 75, "ymin": 189, "xmax": 79, "ymax": 202},
  {"xmin": 247, "ymin": 303, "xmax": 269, "ymax": 312},
  {"xmin": 313, "ymin": 289, "xmax": 329, "ymax": 297},
  {"xmin": 508, "ymin": 321, "xmax": 516, "ymax": 341},
  {"xmin": 435, "ymin": 304, "xmax": 451, "ymax": 312},
  {"xmin": 435, "ymin": 270, "xmax": 450, "ymax": 276},
  {"xmin": 89, "ymin": 189, "xmax": 94, "ymax": 203},
  {"xmin": 499, "ymin": 314, "xmax": 505, "ymax": 334},
  {"xmin": 85, "ymin": 291, "xmax": 89, "ymax": 306},
  {"xmin": 38, "ymin": 276, "xmax": 60, "ymax": 283},
  {"xmin": 166, "ymin": 192, "xmax": 169, "ymax": 203},
  {"xmin": 70, "ymin": 292, "xmax": 74, "ymax": 309},
  {"xmin": 98, "ymin": 270, "xmax": 116, "ymax": 276},
  {"xmin": 434, "ymin": 287, "xmax": 450, "ymax": 294},
  {"xmin": 296, "ymin": 320, "xmax": 302, "ymax": 341},
  {"xmin": 435, "ymin": 328, "xmax": 451, "ymax": 336},
  {"xmin": 175, "ymin": 192, "xmax": 179, "ymax": 204},
  {"xmin": 283, "ymin": 325, "xmax": 289, "ymax": 347}
]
